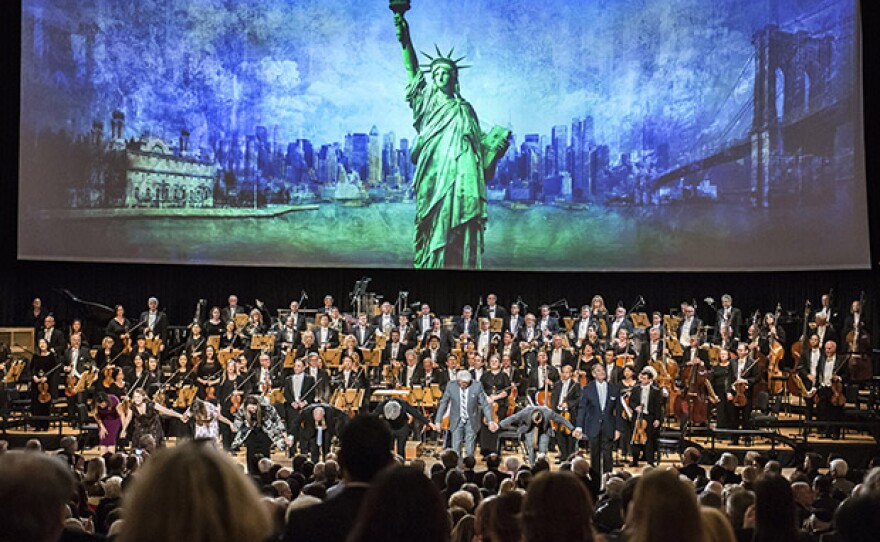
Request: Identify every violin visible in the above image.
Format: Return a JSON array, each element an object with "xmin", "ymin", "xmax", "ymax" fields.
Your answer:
[
  {"xmin": 506, "ymin": 386, "xmax": 518, "ymax": 417},
  {"xmin": 631, "ymin": 408, "xmax": 648, "ymax": 445},
  {"xmin": 830, "ymin": 376, "xmax": 846, "ymax": 407},
  {"xmin": 205, "ymin": 384, "xmax": 216, "ymax": 400},
  {"xmin": 65, "ymin": 372, "xmax": 78, "ymax": 397},
  {"xmin": 230, "ymin": 392, "xmax": 243, "ymax": 414},
  {"xmin": 102, "ymin": 366, "xmax": 115, "ymax": 388}
]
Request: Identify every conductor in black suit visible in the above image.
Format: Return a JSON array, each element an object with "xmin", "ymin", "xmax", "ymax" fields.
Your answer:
[
  {"xmin": 283, "ymin": 416, "xmax": 392, "ymax": 542},
  {"xmin": 298, "ymin": 403, "xmax": 346, "ymax": 463}
]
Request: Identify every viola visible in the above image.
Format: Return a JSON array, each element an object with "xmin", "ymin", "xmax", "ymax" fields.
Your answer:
[
  {"xmin": 631, "ymin": 409, "xmax": 648, "ymax": 446},
  {"xmin": 732, "ymin": 381, "xmax": 748, "ymax": 408},
  {"xmin": 37, "ymin": 375, "xmax": 51, "ymax": 404}
]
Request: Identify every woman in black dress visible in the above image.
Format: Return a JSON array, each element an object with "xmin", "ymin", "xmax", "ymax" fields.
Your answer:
[
  {"xmin": 121, "ymin": 388, "xmax": 184, "ymax": 449},
  {"xmin": 30, "ymin": 338, "xmax": 57, "ymax": 430},
  {"xmin": 203, "ymin": 306, "xmax": 225, "ymax": 337},
  {"xmin": 105, "ymin": 305, "xmax": 131, "ymax": 358},
  {"xmin": 123, "ymin": 355, "xmax": 156, "ymax": 393},
  {"xmin": 166, "ymin": 353, "xmax": 194, "ymax": 438},
  {"xmin": 196, "ymin": 346, "xmax": 223, "ymax": 403}
]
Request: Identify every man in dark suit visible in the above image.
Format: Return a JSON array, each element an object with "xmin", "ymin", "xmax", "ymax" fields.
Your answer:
[
  {"xmin": 139, "ymin": 297, "xmax": 169, "ymax": 342},
  {"xmin": 283, "ymin": 415, "xmax": 392, "ymax": 542},
  {"xmin": 573, "ymin": 363, "xmax": 621, "ymax": 474},
  {"xmin": 287, "ymin": 300, "xmax": 309, "ymax": 332},
  {"xmin": 813, "ymin": 341, "xmax": 849, "ymax": 439},
  {"xmin": 473, "ymin": 318, "xmax": 500, "ymax": 358},
  {"xmin": 571, "ymin": 305, "xmax": 605, "ymax": 348},
  {"xmin": 415, "ymin": 304, "xmax": 435, "ymax": 340},
  {"xmin": 396, "ymin": 313, "xmax": 418, "ymax": 349},
  {"xmin": 453, "ymin": 305, "xmax": 479, "ymax": 342},
  {"xmin": 220, "ymin": 294, "xmax": 246, "ymax": 324},
  {"xmin": 351, "ymin": 313, "xmax": 376, "ymax": 349},
  {"xmin": 62, "ymin": 333, "xmax": 94, "ymax": 421},
  {"xmin": 479, "ymin": 293, "xmax": 508, "ymax": 321},
  {"xmin": 677, "ymin": 304, "xmax": 702, "ymax": 348},
  {"xmin": 728, "ymin": 343, "xmax": 762, "ymax": 445},
  {"xmin": 628, "ymin": 366, "xmax": 663, "ymax": 467},
  {"xmin": 418, "ymin": 335, "xmax": 448, "ymax": 366},
  {"xmin": 607, "ymin": 306, "xmax": 634, "ymax": 342},
  {"xmin": 283, "ymin": 358, "xmax": 316, "ymax": 454},
  {"xmin": 551, "ymin": 365, "xmax": 581, "ymax": 462},
  {"xmin": 678, "ymin": 447, "xmax": 707, "ymax": 481},
  {"xmin": 537, "ymin": 305, "xmax": 561, "ymax": 344},
  {"xmin": 421, "ymin": 319, "xmax": 455, "ymax": 353},
  {"xmin": 503, "ymin": 303, "xmax": 525, "ymax": 338},
  {"xmin": 526, "ymin": 350, "xmax": 559, "ymax": 398},
  {"xmin": 314, "ymin": 314, "xmax": 340, "ymax": 349},
  {"xmin": 36, "ymin": 315, "xmax": 65, "ymax": 360},
  {"xmin": 547, "ymin": 334, "xmax": 574, "ymax": 370},
  {"xmin": 413, "ymin": 356, "xmax": 445, "ymax": 387},
  {"xmin": 381, "ymin": 329, "xmax": 406, "ymax": 366},
  {"xmin": 637, "ymin": 326, "xmax": 666, "ymax": 373},
  {"xmin": 297, "ymin": 403, "xmax": 346, "ymax": 463},
  {"xmin": 714, "ymin": 294, "xmax": 743, "ymax": 341},
  {"xmin": 372, "ymin": 301, "xmax": 397, "ymax": 332}
]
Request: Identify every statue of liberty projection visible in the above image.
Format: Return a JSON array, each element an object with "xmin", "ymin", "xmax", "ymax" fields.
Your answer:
[{"xmin": 391, "ymin": 2, "xmax": 511, "ymax": 269}]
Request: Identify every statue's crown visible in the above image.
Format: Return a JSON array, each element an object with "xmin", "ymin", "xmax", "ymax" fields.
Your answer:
[{"xmin": 420, "ymin": 45, "xmax": 470, "ymax": 75}]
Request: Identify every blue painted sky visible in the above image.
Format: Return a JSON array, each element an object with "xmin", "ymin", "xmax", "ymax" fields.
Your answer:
[{"xmin": 22, "ymin": 0, "xmax": 855, "ymax": 155}]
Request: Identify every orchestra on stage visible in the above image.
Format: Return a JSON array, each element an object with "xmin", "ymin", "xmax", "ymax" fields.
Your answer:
[{"xmin": 0, "ymin": 291, "xmax": 873, "ymax": 466}]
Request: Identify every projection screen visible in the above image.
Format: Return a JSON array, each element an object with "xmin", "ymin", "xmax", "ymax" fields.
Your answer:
[{"xmin": 18, "ymin": 0, "xmax": 869, "ymax": 271}]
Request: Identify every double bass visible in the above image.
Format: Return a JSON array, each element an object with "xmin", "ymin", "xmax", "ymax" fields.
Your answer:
[
  {"xmin": 677, "ymin": 343, "xmax": 719, "ymax": 429},
  {"xmin": 845, "ymin": 293, "xmax": 872, "ymax": 382},
  {"xmin": 787, "ymin": 301, "xmax": 812, "ymax": 398},
  {"xmin": 765, "ymin": 304, "xmax": 786, "ymax": 394}
]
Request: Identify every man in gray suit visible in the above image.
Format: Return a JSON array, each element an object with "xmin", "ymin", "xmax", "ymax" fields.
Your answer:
[
  {"xmin": 432, "ymin": 370, "xmax": 499, "ymax": 459},
  {"xmin": 498, "ymin": 405, "xmax": 574, "ymax": 465}
]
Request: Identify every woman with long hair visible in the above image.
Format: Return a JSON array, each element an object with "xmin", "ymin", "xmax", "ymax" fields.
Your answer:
[
  {"xmin": 752, "ymin": 475, "xmax": 807, "ymax": 542},
  {"xmin": 93, "ymin": 391, "xmax": 125, "ymax": 454},
  {"xmin": 231, "ymin": 395, "xmax": 290, "ymax": 473},
  {"xmin": 521, "ymin": 472, "xmax": 595, "ymax": 542},
  {"xmin": 348, "ymin": 466, "xmax": 450, "ymax": 542},
  {"xmin": 626, "ymin": 468, "xmax": 703, "ymax": 542},
  {"xmin": 117, "ymin": 441, "xmax": 272, "ymax": 542}
]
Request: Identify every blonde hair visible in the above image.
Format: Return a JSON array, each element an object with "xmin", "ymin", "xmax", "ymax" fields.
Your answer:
[
  {"xmin": 627, "ymin": 469, "xmax": 702, "ymax": 542},
  {"xmin": 117, "ymin": 441, "xmax": 271, "ymax": 542},
  {"xmin": 701, "ymin": 507, "xmax": 736, "ymax": 542}
]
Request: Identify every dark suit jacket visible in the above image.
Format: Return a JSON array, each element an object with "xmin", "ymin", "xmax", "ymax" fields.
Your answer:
[
  {"xmin": 372, "ymin": 313, "xmax": 398, "ymax": 331},
  {"xmin": 351, "ymin": 324, "xmax": 376, "ymax": 348},
  {"xmin": 313, "ymin": 327, "xmax": 340, "ymax": 349},
  {"xmin": 283, "ymin": 485, "xmax": 368, "ymax": 542},
  {"xmin": 396, "ymin": 324, "xmax": 418, "ymax": 348},
  {"xmin": 551, "ymin": 378, "xmax": 581, "ymax": 417},
  {"xmin": 412, "ymin": 366, "xmax": 445, "ymax": 387},
  {"xmin": 728, "ymin": 357, "xmax": 762, "ymax": 399},
  {"xmin": 288, "ymin": 312, "xmax": 309, "ymax": 332},
  {"xmin": 576, "ymin": 381, "xmax": 621, "ymax": 438},
  {"xmin": 503, "ymin": 314, "xmax": 525, "ymax": 338},
  {"xmin": 607, "ymin": 318, "xmax": 635, "ymax": 339},
  {"xmin": 298, "ymin": 403, "xmax": 347, "ymax": 442},
  {"xmin": 220, "ymin": 305, "xmax": 245, "ymax": 324},
  {"xmin": 283, "ymin": 373, "xmax": 316, "ymax": 405},
  {"xmin": 453, "ymin": 317, "xmax": 479, "ymax": 339},
  {"xmin": 714, "ymin": 308, "xmax": 743, "ymax": 339},
  {"xmin": 381, "ymin": 341, "xmax": 407, "ymax": 365},
  {"xmin": 527, "ymin": 364, "xmax": 559, "ymax": 390},
  {"xmin": 418, "ymin": 347, "xmax": 448, "ymax": 366},
  {"xmin": 480, "ymin": 305, "xmax": 508, "ymax": 320},
  {"xmin": 547, "ymin": 347, "xmax": 574, "ymax": 369},
  {"xmin": 139, "ymin": 311, "xmax": 169, "ymax": 341},
  {"xmin": 37, "ymin": 327, "xmax": 66, "ymax": 357},
  {"xmin": 420, "ymin": 329, "xmax": 455, "ymax": 353},
  {"xmin": 628, "ymin": 384, "xmax": 663, "ymax": 424}
]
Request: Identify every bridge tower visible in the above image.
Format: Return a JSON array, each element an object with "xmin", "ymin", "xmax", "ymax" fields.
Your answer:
[{"xmin": 750, "ymin": 25, "xmax": 832, "ymax": 207}]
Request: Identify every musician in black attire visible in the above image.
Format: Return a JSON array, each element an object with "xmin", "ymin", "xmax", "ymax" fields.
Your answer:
[
  {"xmin": 184, "ymin": 323, "xmax": 208, "ymax": 364},
  {"xmin": 29, "ymin": 338, "xmax": 58, "ymax": 430},
  {"xmin": 276, "ymin": 315, "xmax": 301, "ymax": 355},
  {"xmin": 166, "ymin": 353, "xmax": 196, "ymax": 438},
  {"xmin": 305, "ymin": 352, "xmax": 332, "ymax": 403},
  {"xmin": 714, "ymin": 294, "xmax": 743, "ymax": 341},
  {"xmin": 727, "ymin": 343, "xmax": 762, "ymax": 445},
  {"xmin": 63, "ymin": 333, "xmax": 95, "ymax": 422},
  {"xmin": 139, "ymin": 297, "xmax": 169, "ymax": 343},
  {"xmin": 105, "ymin": 306, "xmax": 132, "ymax": 357},
  {"xmin": 295, "ymin": 331, "xmax": 320, "ymax": 361},
  {"xmin": 479, "ymin": 355, "xmax": 512, "ymax": 455},
  {"xmin": 36, "ymin": 315, "xmax": 65, "ymax": 362},
  {"xmin": 299, "ymin": 403, "xmax": 347, "ymax": 462},
  {"xmin": 123, "ymin": 354, "xmax": 156, "ymax": 394},
  {"xmin": 283, "ymin": 358, "xmax": 316, "ymax": 454},
  {"xmin": 711, "ymin": 348, "xmax": 734, "ymax": 432},
  {"xmin": 381, "ymin": 328, "xmax": 407, "ymax": 366},
  {"xmin": 413, "ymin": 356, "xmax": 444, "ymax": 387},
  {"xmin": 629, "ymin": 366, "xmax": 663, "ymax": 467},
  {"xmin": 371, "ymin": 397, "xmax": 430, "ymax": 458},
  {"xmin": 551, "ymin": 365, "xmax": 581, "ymax": 462},
  {"xmin": 195, "ymin": 346, "xmax": 223, "ymax": 402},
  {"xmin": 219, "ymin": 320, "xmax": 247, "ymax": 351},
  {"xmin": 812, "ymin": 341, "xmax": 849, "ymax": 439}
]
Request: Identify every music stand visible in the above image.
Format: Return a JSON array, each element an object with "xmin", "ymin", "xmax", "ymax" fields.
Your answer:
[
  {"xmin": 490, "ymin": 318, "xmax": 503, "ymax": 333},
  {"xmin": 207, "ymin": 336, "xmax": 220, "ymax": 350},
  {"xmin": 630, "ymin": 312, "xmax": 650, "ymax": 329},
  {"xmin": 217, "ymin": 348, "xmax": 242, "ymax": 368},
  {"xmin": 320, "ymin": 348, "xmax": 342, "ymax": 369},
  {"xmin": 250, "ymin": 335, "xmax": 276, "ymax": 352}
]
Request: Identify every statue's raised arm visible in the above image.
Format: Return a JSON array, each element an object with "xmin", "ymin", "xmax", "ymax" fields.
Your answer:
[{"xmin": 394, "ymin": 12, "xmax": 419, "ymax": 82}]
